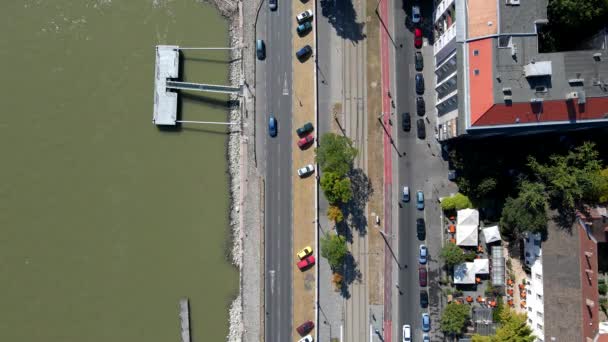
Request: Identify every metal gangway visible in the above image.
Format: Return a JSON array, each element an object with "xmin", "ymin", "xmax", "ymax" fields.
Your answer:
[{"xmin": 166, "ymin": 80, "xmax": 242, "ymax": 95}]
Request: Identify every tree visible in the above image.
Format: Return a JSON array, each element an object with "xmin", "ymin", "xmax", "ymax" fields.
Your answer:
[
  {"xmin": 528, "ymin": 142, "xmax": 605, "ymax": 210},
  {"xmin": 440, "ymin": 302, "xmax": 470, "ymax": 336},
  {"xmin": 320, "ymin": 172, "xmax": 353, "ymax": 204},
  {"xmin": 548, "ymin": 0, "xmax": 607, "ymax": 29},
  {"xmin": 493, "ymin": 309, "xmax": 535, "ymax": 341},
  {"xmin": 477, "ymin": 177, "xmax": 497, "ymax": 197},
  {"xmin": 440, "ymin": 243, "xmax": 465, "ymax": 267},
  {"xmin": 320, "ymin": 232, "xmax": 348, "ymax": 270},
  {"xmin": 500, "ymin": 181, "xmax": 547, "ymax": 239},
  {"xmin": 472, "ymin": 336, "xmax": 492, "ymax": 342},
  {"xmin": 600, "ymin": 168, "xmax": 608, "ymax": 203},
  {"xmin": 441, "ymin": 193, "xmax": 473, "ymax": 212},
  {"xmin": 327, "ymin": 205, "xmax": 344, "ymax": 223},
  {"xmin": 316, "ymin": 133, "xmax": 358, "ymax": 177}
]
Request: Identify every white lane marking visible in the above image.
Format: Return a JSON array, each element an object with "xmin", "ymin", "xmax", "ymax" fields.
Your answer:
[
  {"xmin": 269, "ymin": 270, "xmax": 275, "ymax": 294},
  {"xmin": 340, "ymin": 324, "xmax": 344, "ymax": 342},
  {"xmin": 282, "ymin": 72, "xmax": 289, "ymax": 95},
  {"xmin": 369, "ymin": 324, "xmax": 373, "ymax": 342}
]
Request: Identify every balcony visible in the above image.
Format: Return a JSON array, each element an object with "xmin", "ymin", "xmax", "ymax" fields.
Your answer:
[
  {"xmin": 435, "ymin": 0, "xmax": 455, "ymax": 24},
  {"xmin": 434, "ymin": 24, "xmax": 456, "ymax": 56}
]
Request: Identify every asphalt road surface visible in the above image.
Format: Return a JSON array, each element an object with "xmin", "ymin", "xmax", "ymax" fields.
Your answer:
[
  {"xmin": 256, "ymin": 2, "xmax": 294, "ymax": 341},
  {"xmin": 394, "ymin": 0, "xmax": 449, "ymax": 340}
]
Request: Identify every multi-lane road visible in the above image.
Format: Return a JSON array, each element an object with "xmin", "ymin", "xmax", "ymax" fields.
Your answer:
[{"xmin": 256, "ymin": 2, "xmax": 294, "ymax": 341}]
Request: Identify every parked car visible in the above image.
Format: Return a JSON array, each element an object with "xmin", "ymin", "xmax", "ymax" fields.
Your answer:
[
  {"xmin": 297, "ymin": 134, "xmax": 314, "ymax": 148},
  {"xmin": 296, "ymin": 122, "xmax": 314, "ymax": 136},
  {"xmin": 415, "ymin": 51, "xmax": 423, "ymax": 71},
  {"xmin": 296, "ymin": 321, "xmax": 315, "ymax": 336},
  {"xmin": 297, "ymin": 246, "xmax": 313, "ymax": 259},
  {"xmin": 412, "ymin": 5, "xmax": 421, "ymax": 24},
  {"xmin": 256, "ymin": 39, "xmax": 266, "ymax": 60},
  {"xmin": 402, "ymin": 112, "xmax": 411, "ymax": 131},
  {"xmin": 422, "ymin": 333, "xmax": 430, "ymax": 342},
  {"xmin": 419, "ymin": 267, "xmax": 427, "ymax": 287},
  {"xmin": 414, "ymin": 28, "xmax": 423, "ymax": 48},
  {"xmin": 420, "ymin": 290, "xmax": 429, "ymax": 308},
  {"xmin": 297, "ymin": 164, "xmax": 315, "ymax": 178},
  {"xmin": 419, "ymin": 244, "xmax": 428, "ymax": 264},
  {"xmin": 402, "ymin": 186, "xmax": 410, "ymax": 202},
  {"xmin": 298, "ymin": 334, "xmax": 314, "ymax": 342},
  {"xmin": 415, "ymin": 73, "xmax": 424, "ymax": 94},
  {"xmin": 422, "ymin": 313, "xmax": 431, "ymax": 332},
  {"xmin": 402, "ymin": 324, "xmax": 411, "ymax": 342},
  {"xmin": 269, "ymin": 0, "xmax": 277, "ymax": 10},
  {"xmin": 448, "ymin": 169, "xmax": 457, "ymax": 181},
  {"xmin": 417, "ymin": 118, "xmax": 426, "ymax": 139},
  {"xmin": 297, "ymin": 21, "xmax": 312, "ymax": 36},
  {"xmin": 268, "ymin": 115, "xmax": 277, "ymax": 137},
  {"xmin": 416, "ymin": 190, "xmax": 424, "ymax": 210},
  {"xmin": 296, "ymin": 9, "xmax": 313, "ymax": 24},
  {"xmin": 416, "ymin": 218, "xmax": 426, "ymax": 240},
  {"xmin": 416, "ymin": 96, "xmax": 425, "ymax": 116},
  {"xmin": 296, "ymin": 45, "xmax": 313, "ymax": 61},
  {"xmin": 297, "ymin": 255, "xmax": 315, "ymax": 270}
]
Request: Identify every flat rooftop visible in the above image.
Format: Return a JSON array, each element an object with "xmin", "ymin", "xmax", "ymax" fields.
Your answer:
[{"xmin": 153, "ymin": 45, "xmax": 179, "ymax": 126}]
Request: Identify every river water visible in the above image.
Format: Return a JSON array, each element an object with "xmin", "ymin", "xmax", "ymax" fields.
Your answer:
[{"xmin": 0, "ymin": 1, "xmax": 237, "ymax": 341}]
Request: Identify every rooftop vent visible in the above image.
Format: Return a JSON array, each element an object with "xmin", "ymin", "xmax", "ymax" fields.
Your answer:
[
  {"xmin": 506, "ymin": 0, "xmax": 520, "ymax": 5},
  {"xmin": 535, "ymin": 86, "xmax": 548, "ymax": 93},
  {"xmin": 524, "ymin": 61, "xmax": 552, "ymax": 77},
  {"xmin": 569, "ymin": 78, "xmax": 584, "ymax": 85},
  {"xmin": 502, "ymin": 87, "xmax": 512, "ymax": 94},
  {"xmin": 567, "ymin": 91, "xmax": 579, "ymax": 99},
  {"xmin": 593, "ymin": 53, "xmax": 602, "ymax": 61}
]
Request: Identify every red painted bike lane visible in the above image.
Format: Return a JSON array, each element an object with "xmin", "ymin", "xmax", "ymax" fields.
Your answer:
[{"xmin": 379, "ymin": 0, "xmax": 393, "ymax": 340}]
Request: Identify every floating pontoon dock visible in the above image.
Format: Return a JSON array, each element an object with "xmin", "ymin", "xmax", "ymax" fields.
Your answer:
[
  {"xmin": 179, "ymin": 298, "xmax": 191, "ymax": 342},
  {"xmin": 153, "ymin": 45, "xmax": 241, "ymax": 126}
]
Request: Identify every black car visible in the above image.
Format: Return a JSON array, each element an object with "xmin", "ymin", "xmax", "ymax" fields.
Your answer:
[
  {"xmin": 416, "ymin": 218, "xmax": 426, "ymax": 240},
  {"xmin": 415, "ymin": 51, "xmax": 423, "ymax": 71},
  {"xmin": 420, "ymin": 290, "xmax": 429, "ymax": 308},
  {"xmin": 296, "ymin": 45, "xmax": 313, "ymax": 61},
  {"xmin": 402, "ymin": 112, "xmax": 411, "ymax": 131},
  {"xmin": 416, "ymin": 97, "xmax": 425, "ymax": 116},
  {"xmin": 269, "ymin": 0, "xmax": 277, "ymax": 10},
  {"xmin": 417, "ymin": 118, "xmax": 426, "ymax": 139},
  {"xmin": 415, "ymin": 73, "xmax": 425, "ymax": 94}
]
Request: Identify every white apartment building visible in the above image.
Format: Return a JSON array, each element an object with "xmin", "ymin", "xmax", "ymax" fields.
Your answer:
[{"xmin": 524, "ymin": 233, "xmax": 544, "ymax": 342}]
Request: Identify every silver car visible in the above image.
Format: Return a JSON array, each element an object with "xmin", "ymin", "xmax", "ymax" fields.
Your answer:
[
  {"xmin": 297, "ymin": 164, "xmax": 315, "ymax": 178},
  {"xmin": 296, "ymin": 9, "xmax": 313, "ymax": 24}
]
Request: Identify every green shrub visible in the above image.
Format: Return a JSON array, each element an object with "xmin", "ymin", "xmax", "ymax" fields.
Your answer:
[{"xmin": 599, "ymin": 283, "xmax": 608, "ymax": 296}]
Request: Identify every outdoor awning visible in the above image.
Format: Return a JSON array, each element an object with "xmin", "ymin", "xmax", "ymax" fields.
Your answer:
[
  {"xmin": 473, "ymin": 258, "xmax": 489, "ymax": 274},
  {"xmin": 457, "ymin": 224, "xmax": 478, "ymax": 246},
  {"xmin": 454, "ymin": 262, "xmax": 476, "ymax": 284},
  {"xmin": 482, "ymin": 226, "xmax": 501, "ymax": 244}
]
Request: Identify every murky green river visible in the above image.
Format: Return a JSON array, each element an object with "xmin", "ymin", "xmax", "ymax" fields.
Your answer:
[{"xmin": 0, "ymin": 1, "xmax": 237, "ymax": 341}]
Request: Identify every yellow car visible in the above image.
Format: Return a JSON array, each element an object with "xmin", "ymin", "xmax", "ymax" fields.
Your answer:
[{"xmin": 297, "ymin": 246, "xmax": 313, "ymax": 260}]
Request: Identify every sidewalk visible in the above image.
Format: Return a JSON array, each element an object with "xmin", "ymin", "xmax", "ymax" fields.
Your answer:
[{"xmin": 291, "ymin": 0, "xmax": 318, "ymax": 340}]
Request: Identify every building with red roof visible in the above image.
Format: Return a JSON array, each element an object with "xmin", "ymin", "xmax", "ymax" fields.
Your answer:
[{"xmin": 433, "ymin": 0, "xmax": 608, "ymax": 141}]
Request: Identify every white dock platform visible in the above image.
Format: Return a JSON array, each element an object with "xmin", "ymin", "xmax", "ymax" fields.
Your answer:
[
  {"xmin": 153, "ymin": 45, "xmax": 179, "ymax": 126},
  {"xmin": 179, "ymin": 298, "xmax": 191, "ymax": 342}
]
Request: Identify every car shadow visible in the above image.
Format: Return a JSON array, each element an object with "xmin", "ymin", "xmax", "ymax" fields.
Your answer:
[{"xmin": 319, "ymin": 0, "xmax": 366, "ymax": 42}]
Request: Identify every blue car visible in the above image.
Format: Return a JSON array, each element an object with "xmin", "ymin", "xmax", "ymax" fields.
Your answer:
[
  {"xmin": 416, "ymin": 190, "xmax": 424, "ymax": 210},
  {"xmin": 269, "ymin": 115, "xmax": 277, "ymax": 137},
  {"xmin": 422, "ymin": 313, "xmax": 430, "ymax": 332},
  {"xmin": 418, "ymin": 244, "xmax": 428, "ymax": 264}
]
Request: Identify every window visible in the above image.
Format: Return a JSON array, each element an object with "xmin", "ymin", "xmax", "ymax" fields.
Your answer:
[
  {"xmin": 527, "ymin": 289, "xmax": 532, "ymax": 294},
  {"xmin": 537, "ymin": 311, "xmax": 543, "ymax": 318},
  {"xmin": 474, "ymin": 69, "xmax": 480, "ymax": 76},
  {"xmin": 528, "ymin": 318, "xmax": 533, "ymax": 324},
  {"xmin": 474, "ymin": 50, "xmax": 479, "ymax": 56},
  {"xmin": 528, "ymin": 307, "xmax": 532, "ymax": 312},
  {"xmin": 537, "ymin": 323, "xmax": 543, "ymax": 330},
  {"xmin": 536, "ymin": 273, "xmax": 542, "ymax": 280},
  {"xmin": 537, "ymin": 294, "xmax": 543, "ymax": 301}
]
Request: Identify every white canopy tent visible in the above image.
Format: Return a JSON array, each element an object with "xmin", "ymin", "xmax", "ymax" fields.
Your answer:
[
  {"xmin": 482, "ymin": 226, "xmax": 501, "ymax": 244},
  {"xmin": 473, "ymin": 258, "xmax": 490, "ymax": 274},
  {"xmin": 453, "ymin": 262, "xmax": 476, "ymax": 284},
  {"xmin": 456, "ymin": 209, "xmax": 479, "ymax": 246}
]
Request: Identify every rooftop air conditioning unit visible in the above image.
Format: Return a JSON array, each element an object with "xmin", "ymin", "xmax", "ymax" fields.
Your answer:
[
  {"xmin": 506, "ymin": 0, "xmax": 520, "ymax": 5},
  {"xmin": 530, "ymin": 98, "xmax": 544, "ymax": 103}
]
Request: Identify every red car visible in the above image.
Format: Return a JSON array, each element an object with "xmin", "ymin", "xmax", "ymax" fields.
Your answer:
[
  {"xmin": 414, "ymin": 28, "xmax": 423, "ymax": 49},
  {"xmin": 419, "ymin": 266, "xmax": 427, "ymax": 287},
  {"xmin": 297, "ymin": 134, "xmax": 314, "ymax": 148},
  {"xmin": 297, "ymin": 255, "xmax": 316, "ymax": 270},
  {"xmin": 296, "ymin": 320, "xmax": 315, "ymax": 335}
]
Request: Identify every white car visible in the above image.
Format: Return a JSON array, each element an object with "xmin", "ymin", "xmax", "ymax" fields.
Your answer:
[
  {"xmin": 412, "ymin": 5, "xmax": 421, "ymax": 23},
  {"xmin": 296, "ymin": 9, "xmax": 313, "ymax": 24},
  {"xmin": 298, "ymin": 334, "xmax": 314, "ymax": 342},
  {"xmin": 297, "ymin": 164, "xmax": 315, "ymax": 178},
  {"xmin": 402, "ymin": 324, "xmax": 411, "ymax": 342}
]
